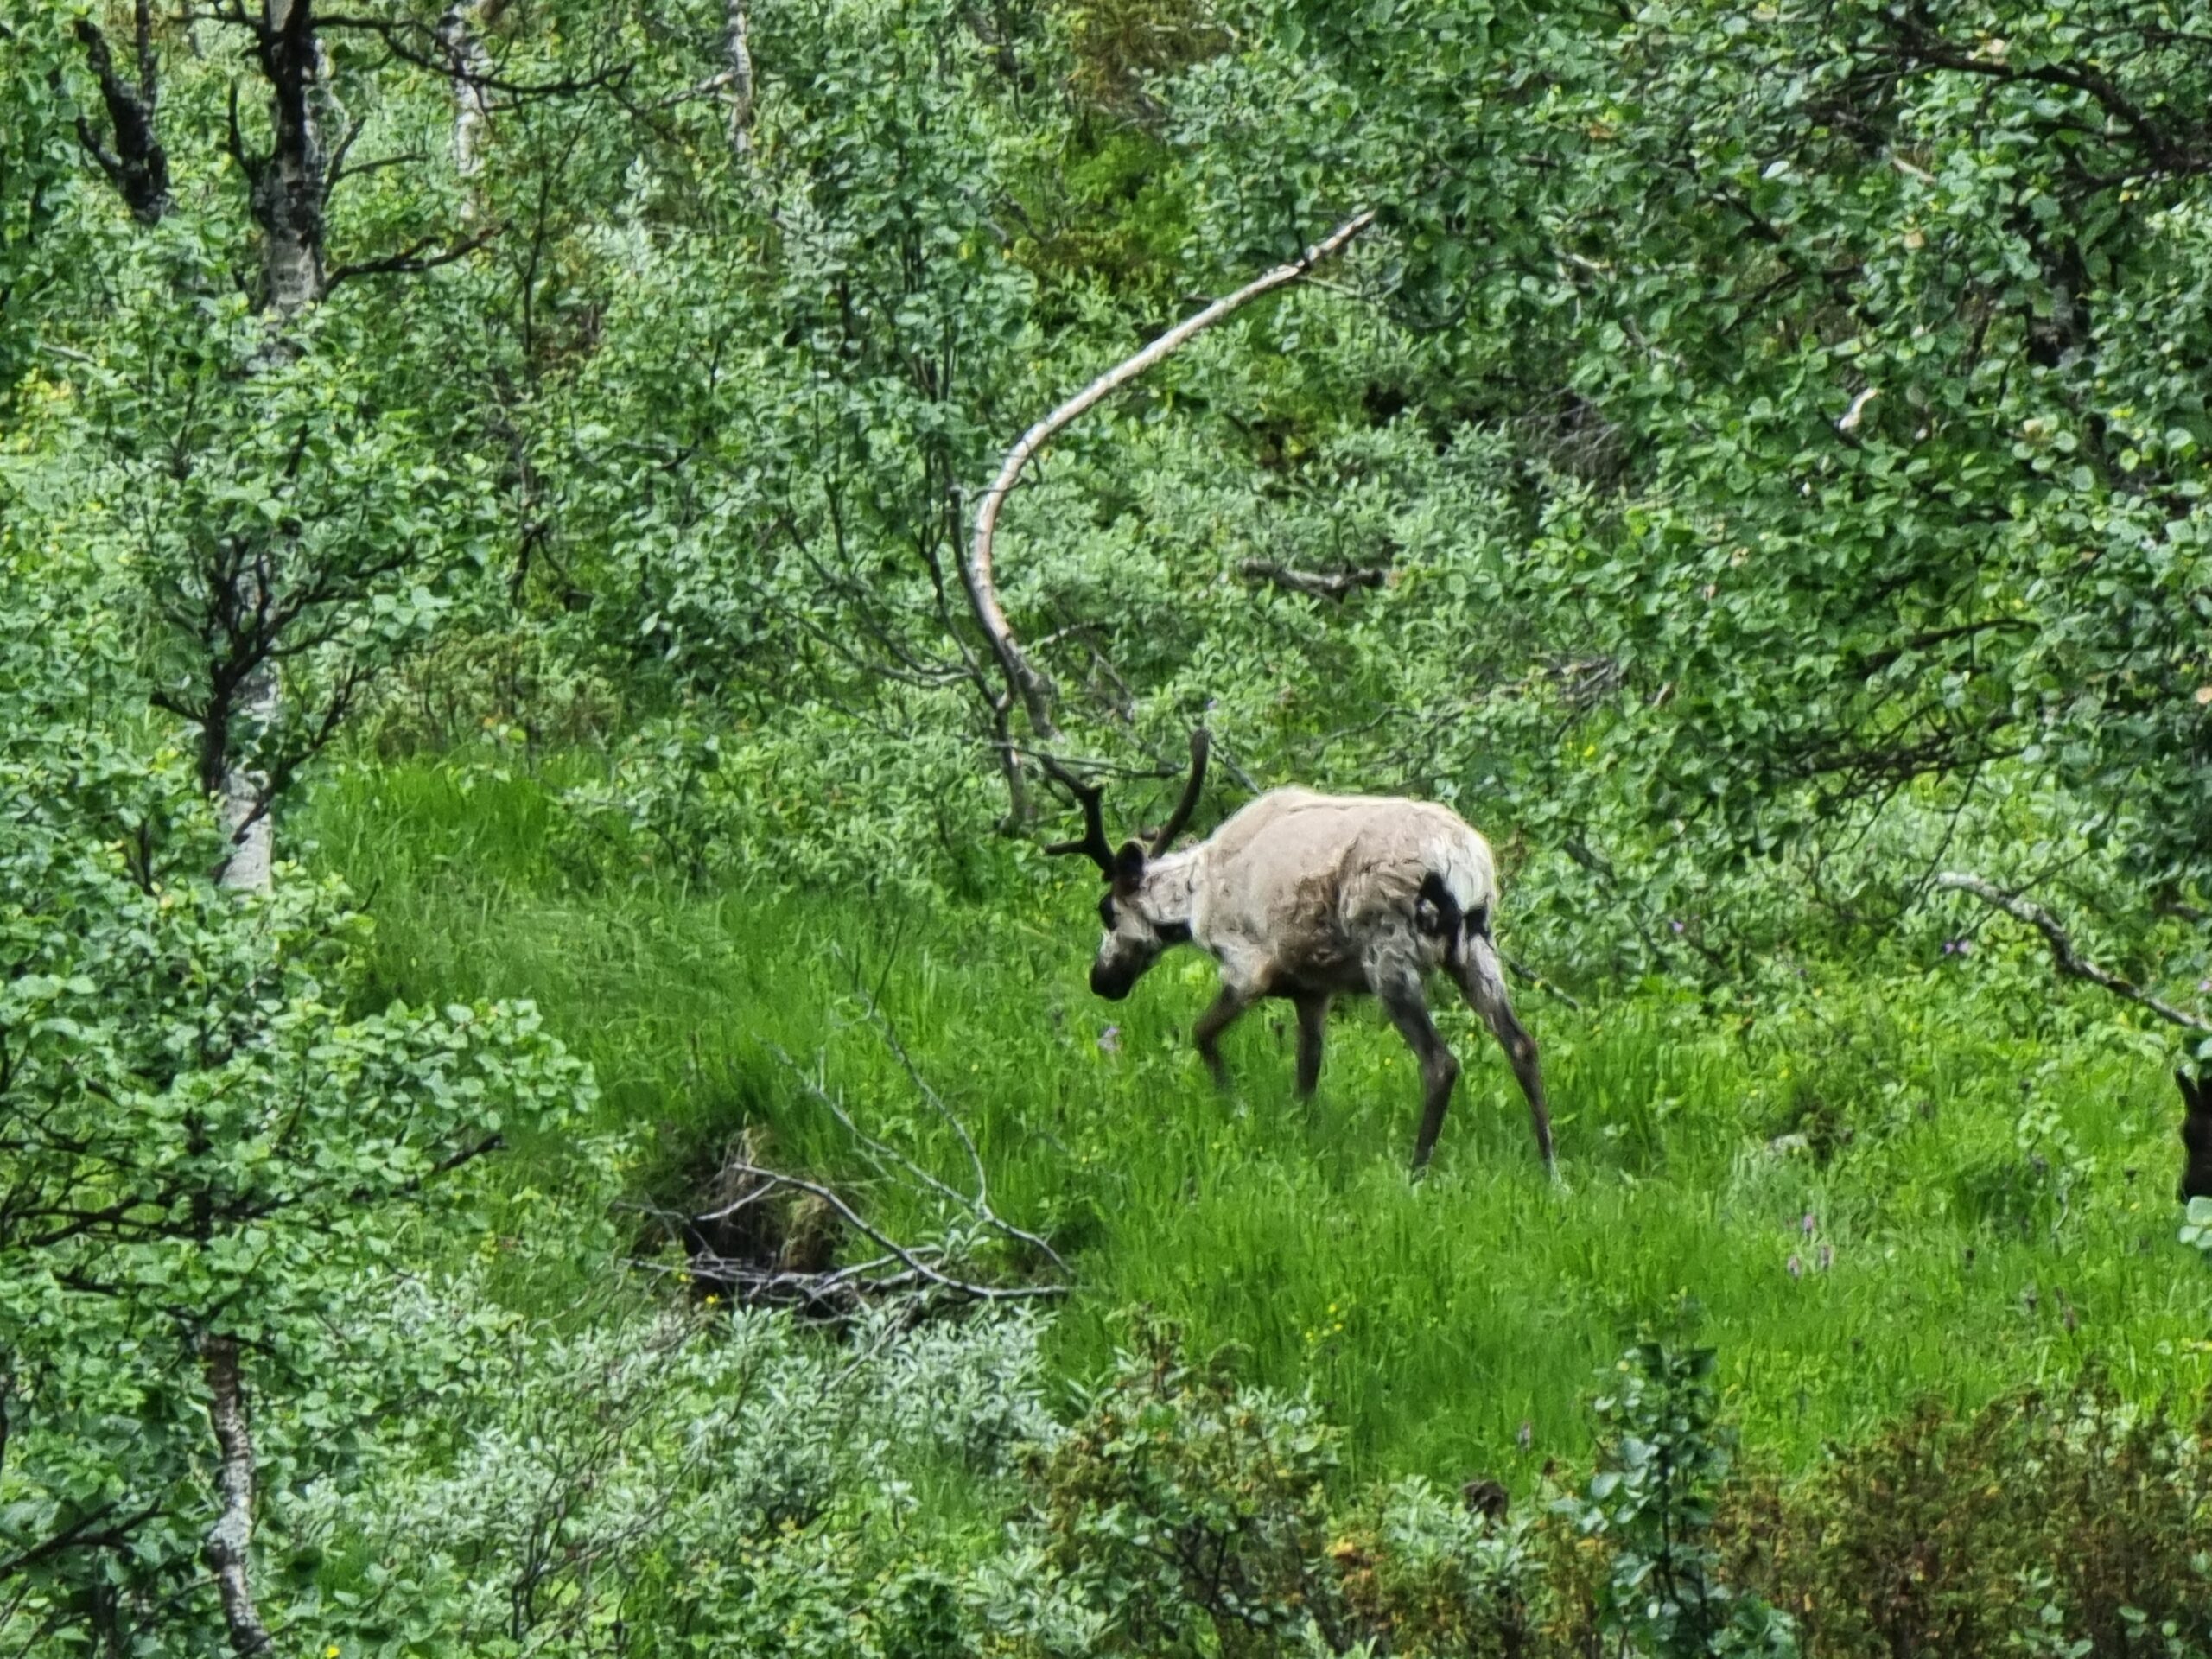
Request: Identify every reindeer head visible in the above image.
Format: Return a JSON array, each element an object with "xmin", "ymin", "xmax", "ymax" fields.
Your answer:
[{"xmin": 1045, "ymin": 732, "xmax": 1210, "ymax": 1001}]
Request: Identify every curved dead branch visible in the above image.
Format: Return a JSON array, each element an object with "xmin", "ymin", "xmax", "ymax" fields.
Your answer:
[
  {"xmin": 961, "ymin": 210, "xmax": 1376, "ymax": 753},
  {"xmin": 1935, "ymin": 871, "xmax": 2212, "ymax": 1037}
]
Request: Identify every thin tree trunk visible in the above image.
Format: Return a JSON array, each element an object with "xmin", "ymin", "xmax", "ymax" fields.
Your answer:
[
  {"xmin": 220, "ymin": 0, "xmax": 334, "ymax": 892},
  {"xmin": 201, "ymin": 1337, "xmax": 273, "ymax": 1656},
  {"xmin": 253, "ymin": 0, "xmax": 329, "ymax": 320},
  {"xmin": 435, "ymin": 2, "xmax": 494, "ymax": 196},
  {"xmin": 723, "ymin": 0, "xmax": 754, "ymax": 160},
  {"xmin": 217, "ymin": 744, "xmax": 275, "ymax": 893},
  {"xmin": 72, "ymin": 1, "xmax": 172, "ymax": 224}
]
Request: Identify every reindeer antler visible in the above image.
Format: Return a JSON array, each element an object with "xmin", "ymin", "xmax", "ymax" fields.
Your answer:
[
  {"xmin": 1148, "ymin": 729, "xmax": 1210, "ymax": 855},
  {"xmin": 1041, "ymin": 729, "xmax": 1211, "ymax": 874},
  {"xmin": 1040, "ymin": 753, "xmax": 1116, "ymax": 876}
]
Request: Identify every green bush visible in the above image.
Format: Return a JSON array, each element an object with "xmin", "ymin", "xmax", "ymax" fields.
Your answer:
[
  {"xmin": 1726, "ymin": 1369, "xmax": 2212, "ymax": 1658},
  {"xmin": 1019, "ymin": 1313, "xmax": 1354, "ymax": 1656}
]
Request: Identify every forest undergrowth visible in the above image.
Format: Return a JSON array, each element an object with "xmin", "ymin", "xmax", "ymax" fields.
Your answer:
[
  {"xmin": 15, "ymin": 0, "xmax": 2212, "ymax": 1641},
  {"xmin": 308, "ymin": 756, "xmax": 2212, "ymax": 1487}
]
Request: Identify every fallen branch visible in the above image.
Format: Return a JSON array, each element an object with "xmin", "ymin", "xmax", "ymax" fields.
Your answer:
[
  {"xmin": 635, "ymin": 1030, "xmax": 1070, "ymax": 1319},
  {"xmin": 688, "ymin": 1149, "xmax": 1065, "ymax": 1313},
  {"xmin": 1934, "ymin": 872, "xmax": 2212, "ymax": 1036},
  {"xmin": 1238, "ymin": 560, "xmax": 1389, "ymax": 601},
  {"xmin": 826, "ymin": 953, "xmax": 1070, "ymax": 1277},
  {"xmin": 963, "ymin": 209, "xmax": 1376, "ymax": 753}
]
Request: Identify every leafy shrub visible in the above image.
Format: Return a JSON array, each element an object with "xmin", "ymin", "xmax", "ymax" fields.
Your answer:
[
  {"xmin": 285, "ymin": 1297, "xmax": 1055, "ymax": 1656},
  {"xmin": 1724, "ymin": 1369, "xmax": 2212, "ymax": 1657},
  {"xmin": 1558, "ymin": 1335, "xmax": 1798, "ymax": 1659},
  {"xmin": 1019, "ymin": 1314, "xmax": 1353, "ymax": 1656},
  {"xmin": 1329, "ymin": 1476, "xmax": 1542, "ymax": 1658}
]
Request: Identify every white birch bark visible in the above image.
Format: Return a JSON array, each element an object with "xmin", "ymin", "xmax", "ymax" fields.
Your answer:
[
  {"xmin": 223, "ymin": 0, "xmax": 333, "ymax": 892},
  {"xmin": 435, "ymin": 2, "xmax": 493, "ymax": 195},
  {"xmin": 723, "ymin": 0, "xmax": 753, "ymax": 160},
  {"xmin": 257, "ymin": 0, "xmax": 327, "ymax": 321},
  {"xmin": 217, "ymin": 747, "xmax": 274, "ymax": 893},
  {"xmin": 202, "ymin": 1335, "xmax": 274, "ymax": 1655}
]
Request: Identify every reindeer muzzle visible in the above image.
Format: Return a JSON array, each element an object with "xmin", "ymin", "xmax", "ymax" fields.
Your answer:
[{"xmin": 1090, "ymin": 960, "xmax": 1136, "ymax": 1001}]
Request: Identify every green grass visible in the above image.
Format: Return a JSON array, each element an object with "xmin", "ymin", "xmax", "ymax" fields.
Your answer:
[{"xmin": 303, "ymin": 756, "xmax": 2212, "ymax": 1487}]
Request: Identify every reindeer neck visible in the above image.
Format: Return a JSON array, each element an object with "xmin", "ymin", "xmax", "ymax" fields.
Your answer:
[{"xmin": 1139, "ymin": 849, "xmax": 1202, "ymax": 926}]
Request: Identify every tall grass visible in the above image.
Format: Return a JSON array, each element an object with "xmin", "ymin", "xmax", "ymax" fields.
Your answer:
[{"xmin": 303, "ymin": 757, "xmax": 2212, "ymax": 1484}]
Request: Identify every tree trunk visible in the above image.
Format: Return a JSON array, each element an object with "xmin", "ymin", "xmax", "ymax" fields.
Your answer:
[
  {"xmin": 73, "ymin": 2, "xmax": 172, "ymax": 225},
  {"xmin": 435, "ymin": 3, "xmax": 494, "ymax": 196},
  {"xmin": 252, "ymin": 0, "xmax": 329, "ymax": 321},
  {"xmin": 723, "ymin": 0, "xmax": 754, "ymax": 161},
  {"xmin": 219, "ymin": 0, "xmax": 334, "ymax": 892},
  {"xmin": 201, "ymin": 1336, "xmax": 273, "ymax": 1656}
]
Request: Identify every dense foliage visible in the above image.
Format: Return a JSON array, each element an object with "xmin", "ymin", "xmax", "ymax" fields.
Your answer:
[{"xmin": 6, "ymin": 0, "xmax": 2212, "ymax": 1649}]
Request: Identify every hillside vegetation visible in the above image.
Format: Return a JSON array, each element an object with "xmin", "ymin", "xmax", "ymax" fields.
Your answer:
[{"xmin": 5, "ymin": 0, "xmax": 2212, "ymax": 1652}]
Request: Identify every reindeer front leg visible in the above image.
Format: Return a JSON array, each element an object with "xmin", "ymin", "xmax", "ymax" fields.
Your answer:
[
  {"xmin": 1293, "ymin": 992, "xmax": 1331, "ymax": 1097},
  {"xmin": 1193, "ymin": 984, "xmax": 1255, "ymax": 1089}
]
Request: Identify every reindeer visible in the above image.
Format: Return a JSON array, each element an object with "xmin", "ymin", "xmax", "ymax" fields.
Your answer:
[{"xmin": 1046, "ymin": 734, "xmax": 1555, "ymax": 1176}]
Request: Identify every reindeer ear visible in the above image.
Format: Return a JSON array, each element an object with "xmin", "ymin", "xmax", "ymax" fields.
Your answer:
[{"xmin": 1113, "ymin": 840, "xmax": 1147, "ymax": 891}]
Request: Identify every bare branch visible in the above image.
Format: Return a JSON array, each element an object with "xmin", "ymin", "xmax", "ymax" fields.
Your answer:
[
  {"xmin": 1238, "ymin": 559, "xmax": 1389, "ymax": 601},
  {"xmin": 961, "ymin": 210, "xmax": 1376, "ymax": 751},
  {"xmin": 688, "ymin": 1154, "xmax": 1063, "ymax": 1311},
  {"xmin": 1934, "ymin": 872, "xmax": 2212, "ymax": 1036},
  {"xmin": 639, "ymin": 1030, "xmax": 1069, "ymax": 1318},
  {"xmin": 324, "ymin": 226, "xmax": 496, "ymax": 292},
  {"xmin": 829, "ymin": 951, "xmax": 1071, "ymax": 1276}
]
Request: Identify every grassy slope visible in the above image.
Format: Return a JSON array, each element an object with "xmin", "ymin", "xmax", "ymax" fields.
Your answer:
[{"xmin": 307, "ymin": 758, "xmax": 2212, "ymax": 1486}]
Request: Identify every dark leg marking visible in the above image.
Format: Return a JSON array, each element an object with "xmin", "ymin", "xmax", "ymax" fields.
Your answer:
[{"xmin": 1414, "ymin": 873, "xmax": 1463, "ymax": 969}]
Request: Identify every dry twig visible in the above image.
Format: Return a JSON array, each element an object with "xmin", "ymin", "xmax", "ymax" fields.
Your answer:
[
  {"xmin": 1935, "ymin": 871, "xmax": 2212, "ymax": 1036},
  {"xmin": 1238, "ymin": 560, "xmax": 1389, "ymax": 601}
]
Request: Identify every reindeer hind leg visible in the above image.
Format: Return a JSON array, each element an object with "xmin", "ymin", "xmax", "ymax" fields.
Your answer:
[
  {"xmin": 1376, "ymin": 966, "xmax": 1459, "ymax": 1171},
  {"xmin": 1457, "ymin": 931, "xmax": 1556, "ymax": 1177}
]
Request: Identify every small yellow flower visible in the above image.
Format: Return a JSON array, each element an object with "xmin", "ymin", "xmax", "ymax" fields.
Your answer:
[{"xmin": 327, "ymin": 1647, "xmax": 342, "ymax": 1658}]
